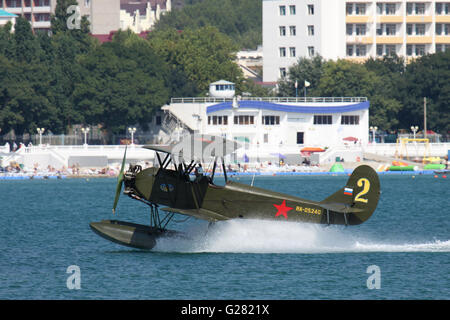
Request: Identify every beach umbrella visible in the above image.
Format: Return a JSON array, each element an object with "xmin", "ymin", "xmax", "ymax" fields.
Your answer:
[
  {"xmin": 300, "ymin": 147, "xmax": 325, "ymax": 153},
  {"xmin": 343, "ymin": 136, "xmax": 358, "ymax": 142}
]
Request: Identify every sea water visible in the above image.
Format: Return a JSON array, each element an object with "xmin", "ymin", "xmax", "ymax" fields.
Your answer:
[{"xmin": 0, "ymin": 175, "xmax": 448, "ymax": 299}]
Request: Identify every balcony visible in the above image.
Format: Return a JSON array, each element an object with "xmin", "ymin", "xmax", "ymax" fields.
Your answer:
[
  {"xmin": 33, "ymin": 6, "xmax": 51, "ymax": 13},
  {"xmin": 406, "ymin": 36, "xmax": 433, "ymax": 44},
  {"xmin": 435, "ymin": 36, "xmax": 450, "ymax": 44},
  {"xmin": 376, "ymin": 36, "xmax": 403, "ymax": 44},
  {"xmin": 406, "ymin": 16, "xmax": 433, "ymax": 23},
  {"xmin": 435, "ymin": 16, "xmax": 450, "ymax": 23},
  {"xmin": 377, "ymin": 16, "xmax": 403, "ymax": 24},
  {"xmin": 346, "ymin": 16, "xmax": 371, "ymax": 24}
]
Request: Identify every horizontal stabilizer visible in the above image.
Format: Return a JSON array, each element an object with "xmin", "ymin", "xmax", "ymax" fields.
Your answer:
[{"xmin": 161, "ymin": 207, "xmax": 230, "ymax": 222}]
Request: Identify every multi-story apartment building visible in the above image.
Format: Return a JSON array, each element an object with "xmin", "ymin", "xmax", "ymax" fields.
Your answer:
[
  {"xmin": 263, "ymin": 0, "xmax": 450, "ymax": 83},
  {"xmin": 1, "ymin": 0, "xmax": 55, "ymax": 33},
  {"xmin": 1, "ymin": 0, "xmax": 170, "ymax": 35}
]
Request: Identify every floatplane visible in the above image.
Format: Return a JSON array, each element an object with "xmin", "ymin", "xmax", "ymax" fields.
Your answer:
[{"xmin": 90, "ymin": 134, "xmax": 380, "ymax": 249}]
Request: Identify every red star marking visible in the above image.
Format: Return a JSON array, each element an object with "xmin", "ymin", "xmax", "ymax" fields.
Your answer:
[{"xmin": 273, "ymin": 200, "xmax": 293, "ymax": 219}]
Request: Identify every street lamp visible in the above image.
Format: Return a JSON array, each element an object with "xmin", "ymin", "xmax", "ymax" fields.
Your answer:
[
  {"xmin": 410, "ymin": 126, "xmax": 419, "ymax": 139},
  {"xmin": 81, "ymin": 127, "xmax": 90, "ymax": 146},
  {"xmin": 369, "ymin": 126, "xmax": 378, "ymax": 144},
  {"xmin": 37, "ymin": 128, "xmax": 45, "ymax": 146},
  {"xmin": 128, "ymin": 127, "xmax": 137, "ymax": 145}
]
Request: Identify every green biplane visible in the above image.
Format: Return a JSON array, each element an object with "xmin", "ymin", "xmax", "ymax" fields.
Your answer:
[{"xmin": 90, "ymin": 134, "xmax": 380, "ymax": 249}]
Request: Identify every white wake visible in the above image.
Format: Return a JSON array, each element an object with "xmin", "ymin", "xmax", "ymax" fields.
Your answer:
[{"xmin": 153, "ymin": 219, "xmax": 450, "ymax": 254}]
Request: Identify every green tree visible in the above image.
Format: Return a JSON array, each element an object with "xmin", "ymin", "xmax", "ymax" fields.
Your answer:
[
  {"xmin": 73, "ymin": 34, "xmax": 170, "ymax": 138},
  {"xmin": 402, "ymin": 51, "xmax": 450, "ymax": 133},
  {"xmin": 148, "ymin": 26, "xmax": 244, "ymax": 94},
  {"xmin": 277, "ymin": 55, "xmax": 325, "ymax": 97},
  {"xmin": 155, "ymin": 0, "xmax": 262, "ymax": 49}
]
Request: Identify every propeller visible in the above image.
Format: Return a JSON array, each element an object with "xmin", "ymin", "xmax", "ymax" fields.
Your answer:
[{"xmin": 113, "ymin": 146, "xmax": 127, "ymax": 214}]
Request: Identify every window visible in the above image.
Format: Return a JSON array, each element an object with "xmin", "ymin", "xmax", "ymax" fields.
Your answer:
[
  {"xmin": 376, "ymin": 45, "xmax": 383, "ymax": 56},
  {"xmin": 377, "ymin": 24, "xmax": 383, "ymax": 35},
  {"xmin": 407, "ymin": 3, "xmax": 413, "ymax": 15},
  {"xmin": 436, "ymin": 23, "xmax": 443, "ymax": 35},
  {"xmin": 386, "ymin": 45, "xmax": 396, "ymax": 56},
  {"xmin": 415, "ymin": 3, "xmax": 425, "ymax": 15},
  {"xmin": 308, "ymin": 46, "xmax": 315, "ymax": 57},
  {"xmin": 355, "ymin": 3, "xmax": 366, "ymax": 15},
  {"xmin": 436, "ymin": 44, "xmax": 443, "ymax": 52},
  {"xmin": 296, "ymin": 132, "xmax": 304, "ymax": 144},
  {"xmin": 234, "ymin": 115, "xmax": 254, "ymax": 125},
  {"xmin": 435, "ymin": 3, "xmax": 448, "ymax": 15},
  {"xmin": 279, "ymin": 26, "xmax": 286, "ymax": 36},
  {"xmin": 314, "ymin": 115, "xmax": 332, "ymax": 125},
  {"xmin": 308, "ymin": 4, "xmax": 314, "ymax": 15},
  {"xmin": 355, "ymin": 24, "xmax": 366, "ymax": 36},
  {"xmin": 290, "ymin": 25, "xmax": 296, "ymax": 36},
  {"xmin": 356, "ymin": 45, "xmax": 366, "ymax": 56},
  {"xmin": 262, "ymin": 116, "xmax": 280, "ymax": 126},
  {"xmin": 385, "ymin": 3, "xmax": 396, "ymax": 15},
  {"xmin": 308, "ymin": 25, "xmax": 314, "ymax": 36},
  {"xmin": 415, "ymin": 24, "xmax": 425, "ymax": 35},
  {"xmin": 279, "ymin": 68, "xmax": 287, "ymax": 78},
  {"xmin": 156, "ymin": 116, "xmax": 161, "ymax": 125},
  {"xmin": 289, "ymin": 47, "xmax": 296, "ymax": 57},
  {"xmin": 407, "ymin": 24, "xmax": 413, "ymax": 35},
  {"xmin": 415, "ymin": 44, "xmax": 425, "ymax": 56},
  {"xmin": 346, "ymin": 3, "xmax": 353, "ymax": 15},
  {"xmin": 279, "ymin": 5, "xmax": 286, "ymax": 16},
  {"xmin": 341, "ymin": 115, "xmax": 360, "ymax": 125},
  {"xmin": 347, "ymin": 45, "xmax": 354, "ymax": 56},
  {"xmin": 215, "ymin": 84, "xmax": 234, "ymax": 91},
  {"xmin": 84, "ymin": 0, "xmax": 90, "ymax": 7},
  {"xmin": 279, "ymin": 47, "xmax": 286, "ymax": 57},
  {"xmin": 407, "ymin": 44, "xmax": 413, "ymax": 56},
  {"xmin": 208, "ymin": 116, "xmax": 228, "ymax": 126},
  {"xmin": 346, "ymin": 24, "xmax": 353, "ymax": 35},
  {"xmin": 289, "ymin": 5, "xmax": 296, "ymax": 15},
  {"xmin": 377, "ymin": 3, "xmax": 383, "ymax": 15},
  {"xmin": 386, "ymin": 24, "xmax": 396, "ymax": 36}
]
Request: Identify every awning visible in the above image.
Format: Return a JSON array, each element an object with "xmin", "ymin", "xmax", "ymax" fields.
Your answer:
[{"xmin": 300, "ymin": 147, "xmax": 325, "ymax": 153}]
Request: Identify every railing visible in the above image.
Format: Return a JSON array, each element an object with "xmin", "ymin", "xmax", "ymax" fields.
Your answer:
[{"xmin": 171, "ymin": 97, "xmax": 368, "ymax": 104}]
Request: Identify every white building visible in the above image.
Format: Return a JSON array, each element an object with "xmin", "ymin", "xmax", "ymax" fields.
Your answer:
[
  {"xmin": 120, "ymin": 0, "xmax": 171, "ymax": 33},
  {"xmin": 263, "ymin": 0, "xmax": 450, "ymax": 83},
  {"xmin": 162, "ymin": 81, "xmax": 370, "ymax": 162},
  {"xmin": 0, "ymin": 8, "xmax": 16, "ymax": 30}
]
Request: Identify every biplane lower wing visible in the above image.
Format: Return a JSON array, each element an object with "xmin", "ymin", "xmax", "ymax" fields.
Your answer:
[{"xmin": 161, "ymin": 207, "xmax": 230, "ymax": 222}]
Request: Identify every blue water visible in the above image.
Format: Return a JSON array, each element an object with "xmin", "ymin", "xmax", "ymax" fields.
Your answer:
[{"xmin": 0, "ymin": 175, "xmax": 449, "ymax": 299}]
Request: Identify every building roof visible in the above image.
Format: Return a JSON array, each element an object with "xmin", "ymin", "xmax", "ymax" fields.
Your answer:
[
  {"xmin": 0, "ymin": 9, "xmax": 18, "ymax": 17},
  {"xmin": 207, "ymin": 100, "xmax": 370, "ymax": 114},
  {"xmin": 210, "ymin": 80, "xmax": 235, "ymax": 85},
  {"xmin": 91, "ymin": 31, "xmax": 150, "ymax": 43}
]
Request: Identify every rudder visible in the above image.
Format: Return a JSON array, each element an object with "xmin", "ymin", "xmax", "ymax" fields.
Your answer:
[{"xmin": 321, "ymin": 165, "xmax": 380, "ymax": 225}]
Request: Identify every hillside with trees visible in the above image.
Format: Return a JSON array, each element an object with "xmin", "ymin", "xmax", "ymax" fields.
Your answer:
[{"xmin": 154, "ymin": 0, "xmax": 262, "ymax": 50}]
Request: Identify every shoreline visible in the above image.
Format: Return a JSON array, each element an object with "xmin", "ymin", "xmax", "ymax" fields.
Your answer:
[{"xmin": 0, "ymin": 170, "xmax": 446, "ymax": 180}]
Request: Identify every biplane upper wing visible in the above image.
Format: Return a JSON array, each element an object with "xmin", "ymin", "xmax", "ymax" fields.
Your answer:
[
  {"xmin": 161, "ymin": 207, "xmax": 230, "ymax": 222},
  {"xmin": 143, "ymin": 133, "xmax": 241, "ymax": 162}
]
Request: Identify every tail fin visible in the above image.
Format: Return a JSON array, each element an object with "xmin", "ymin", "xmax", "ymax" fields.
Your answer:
[{"xmin": 321, "ymin": 165, "xmax": 380, "ymax": 225}]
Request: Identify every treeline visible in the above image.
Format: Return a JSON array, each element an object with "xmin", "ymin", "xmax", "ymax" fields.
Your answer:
[
  {"xmin": 155, "ymin": 0, "xmax": 262, "ymax": 50},
  {"xmin": 0, "ymin": 0, "xmax": 263, "ymax": 140},
  {"xmin": 278, "ymin": 54, "xmax": 450, "ymax": 133}
]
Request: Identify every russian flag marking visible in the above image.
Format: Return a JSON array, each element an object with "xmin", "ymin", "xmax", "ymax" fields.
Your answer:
[{"xmin": 344, "ymin": 187, "xmax": 353, "ymax": 196}]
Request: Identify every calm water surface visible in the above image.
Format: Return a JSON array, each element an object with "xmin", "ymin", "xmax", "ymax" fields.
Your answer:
[{"xmin": 0, "ymin": 175, "xmax": 449, "ymax": 299}]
